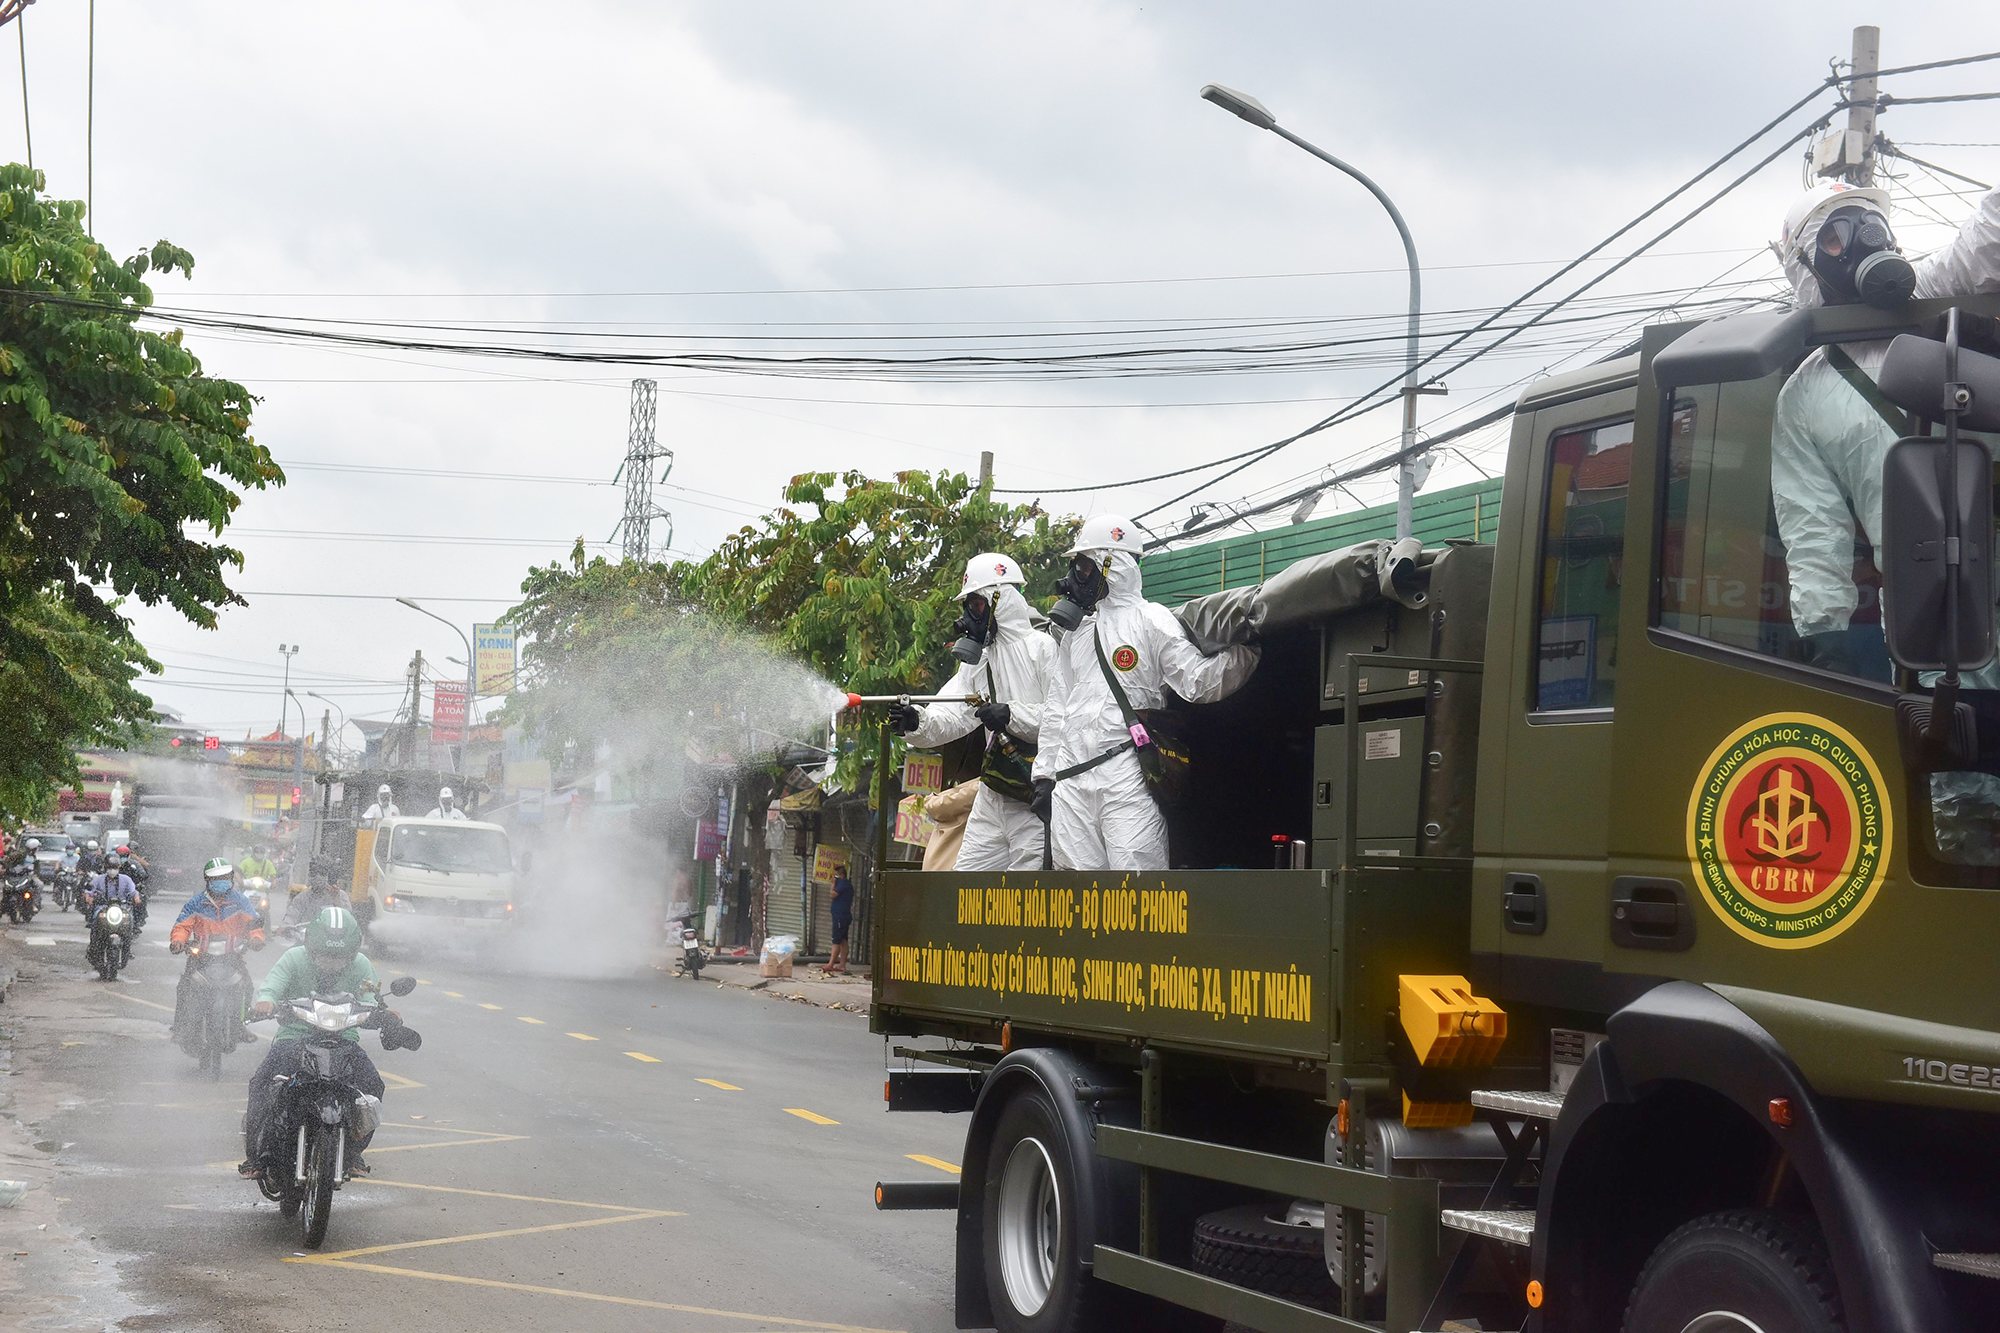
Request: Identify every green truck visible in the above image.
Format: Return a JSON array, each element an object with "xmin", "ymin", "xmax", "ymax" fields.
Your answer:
[{"xmin": 870, "ymin": 294, "xmax": 2000, "ymax": 1333}]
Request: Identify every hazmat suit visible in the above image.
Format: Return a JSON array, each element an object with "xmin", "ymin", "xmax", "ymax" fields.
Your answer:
[
  {"xmin": 900, "ymin": 577, "xmax": 1055, "ymax": 871},
  {"xmin": 1770, "ymin": 181, "xmax": 2000, "ymax": 859},
  {"xmin": 1032, "ymin": 534, "xmax": 1259, "ymax": 870}
]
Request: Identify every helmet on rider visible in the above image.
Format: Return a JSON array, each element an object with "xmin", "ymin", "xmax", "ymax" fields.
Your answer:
[
  {"xmin": 305, "ymin": 906, "xmax": 363, "ymax": 979},
  {"xmin": 114, "ymin": 845, "xmax": 130, "ymax": 857},
  {"xmin": 85, "ymin": 840, "xmax": 98, "ymax": 851},
  {"xmin": 437, "ymin": 787, "xmax": 455, "ymax": 813},
  {"xmin": 202, "ymin": 858, "xmax": 234, "ymax": 899},
  {"xmin": 23, "ymin": 838, "xmax": 39, "ymax": 853}
]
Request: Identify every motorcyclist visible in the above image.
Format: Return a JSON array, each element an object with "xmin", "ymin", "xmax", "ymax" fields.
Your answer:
[
  {"xmin": 360, "ymin": 784, "xmax": 399, "ymax": 825},
  {"xmin": 240, "ymin": 907, "xmax": 391, "ymax": 1180},
  {"xmin": 82, "ymin": 856, "xmax": 142, "ymax": 974},
  {"xmin": 1030, "ymin": 515, "xmax": 1260, "ymax": 870},
  {"xmin": 426, "ymin": 787, "xmax": 468, "ymax": 820},
  {"xmin": 889, "ymin": 553, "xmax": 1056, "ymax": 870},
  {"xmin": 281, "ymin": 857, "xmax": 353, "ymax": 932},
  {"xmin": 237, "ymin": 845, "xmax": 278, "ymax": 882},
  {"xmin": 2, "ymin": 837, "xmax": 40, "ymax": 877},
  {"xmin": 76, "ymin": 840, "xmax": 104, "ymax": 877},
  {"xmin": 170, "ymin": 859, "xmax": 267, "ymax": 1043},
  {"xmin": 1769, "ymin": 180, "xmax": 2000, "ymax": 857}
]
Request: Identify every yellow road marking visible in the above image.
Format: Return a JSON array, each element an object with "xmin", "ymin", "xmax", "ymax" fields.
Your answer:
[
  {"xmin": 785, "ymin": 1108, "xmax": 839, "ymax": 1125},
  {"xmin": 478, "ymin": 1003, "xmax": 502, "ymax": 1010},
  {"xmin": 624, "ymin": 1051, "xmax": 661, "ymax": 1063},
  {"xmin": 567, "ymin": 1032, "xmax": 598, "ymax": 1041},
  {"xmin": 105, "ymin": 990, "xmax": 174, "ymax": 1013},
  {"xmin": 414, "ymin": 979, "xmax": 433, "ymax": 985},
  {"xmin": 366, "ymin": 1178, "xmax": 667, "ymax": 1211},
  {"xmin": 380, "ymin": 1071, "xmax": 424, "ymax": 1091},
  {"xmin": 302, "ymin": 1209, "xmax": 678, "ymax": 1261},
  {"xmin": 285, "ymin": 1259, "xmax": 903, "ymax": 1330},
  {"xmin": 696, "ymin": 1078, "xmax": 741, "ymax": 1090},
  {"xmin": 443, "ymin": 991, "xmax": 464, "ymax": 998},
  {"xmin": 906, "ymin": 1154, "xmax": 961, "ymax": 1174},
  {"xmin": 517, "ymin": 1016, "xmax": 545, "ymax": 1025}
]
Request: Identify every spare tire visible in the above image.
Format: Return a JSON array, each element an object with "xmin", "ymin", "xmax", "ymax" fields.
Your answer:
[{"xmin": 1190, "ymin": 1205, "xmax": 1337, "ymax": 1312}]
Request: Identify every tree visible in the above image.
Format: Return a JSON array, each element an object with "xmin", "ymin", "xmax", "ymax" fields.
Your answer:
[
  {"xmin": 0, "ymin": 164, "xmax": 276, "ymax": 814},
  {"xmin": 0, "ymin": 592, "xmax": 156, "ymax": 819},
  {"xmin": 674, "ymin": 468, "xmax": 1076, "ymax": 694}
]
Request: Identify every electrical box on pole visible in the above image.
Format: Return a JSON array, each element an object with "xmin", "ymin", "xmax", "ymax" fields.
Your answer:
[{"xmin": 1813, "ymin": 25, "xmax": 1880, "ymax": 184}]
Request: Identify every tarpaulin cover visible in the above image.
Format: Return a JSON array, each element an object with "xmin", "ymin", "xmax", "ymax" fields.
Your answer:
[{"xmin": 1173, "ymin": 538, "xmax": 1439, "ymax": 654}]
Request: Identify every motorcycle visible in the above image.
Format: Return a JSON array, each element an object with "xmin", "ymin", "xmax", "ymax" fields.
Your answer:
[
  {"xmin": 2, "ymin": 869, "xmax": 40, "ymax": 924},
  {"xmin": 251, "ymin": 976, "xmax": 420, "ymax": 1249},
  {"xmin": 241, "ymin": 876, "xmax": 273, "ymax": 929},
  {"xmin": 179, "ymin": 927, "xmax": 257, "ymax": 1080},
  {"xmin": 86, "ymin": 902, "xmax": 135, "ymax": 980},
  {"xmin": 679, "ymin": 924, "xmax": 707, "ymax": 980}
]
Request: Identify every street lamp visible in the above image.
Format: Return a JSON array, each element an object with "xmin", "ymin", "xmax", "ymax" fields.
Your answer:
[
  {"xmin": 396, "ymin": 597, "xmax": 475, "ymax": 776},
  {"xmin": 306, "ymin": 690, "xmax": 350, "ymax": 761},
  {"xmin": 277, "ymin": 643, "xmax": 300, "ymax": 734},
  {"xmin": 1201, "ymin": 82, "xmax": 1429, "ymax": 539}
]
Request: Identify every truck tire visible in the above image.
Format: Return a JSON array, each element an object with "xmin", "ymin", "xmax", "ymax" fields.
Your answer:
[
  {"xmin": 980, "ymin": 1083, "xmax": 1103, "ymax": 1333},
  {"xmin": 1623, "ymin": 1209, "xmax": 1844, "ymax": 1333},
  {"xmin": 1191, "ymin": 1205, "xmax": 1338, "ymax": 1312}
]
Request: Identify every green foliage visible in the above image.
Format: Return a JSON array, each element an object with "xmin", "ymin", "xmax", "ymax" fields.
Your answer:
[
  {"xmin": 0, "ymin": 164, "xmax": 274, "ymax": 812},
  {"xmin": 0, "ymin": 592, "xmax": 156, "ymax": 820},
  {"xmin": 673, "ymin": 468, "xmax": 1076, "ymax": 694}
]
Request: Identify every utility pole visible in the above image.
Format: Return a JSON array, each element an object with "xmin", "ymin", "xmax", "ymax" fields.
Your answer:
[
  {"xmin": 978, "ymin": 450, "xmax": 993, "ymax": 489},
  {"xmin": 1816, "ymin": 26, "xmax": 1881, "ymax": 185},
  {"xmin": 614, "ymin": 379, "xmax": 673, "ymax": 562}
]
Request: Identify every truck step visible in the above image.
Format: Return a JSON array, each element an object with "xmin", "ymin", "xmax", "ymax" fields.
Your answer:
[
  {"xmin": 1440, "ymin": 1208, "xmax": 1535, "ymax": 1246},
  {"xmin": 1934, "ymin": 1252, "xmax": 2000, "ymax": 1280},
  {"xmin": 1470, "ymin": 1088, "xmax": 1565, "ymax": 1119}
]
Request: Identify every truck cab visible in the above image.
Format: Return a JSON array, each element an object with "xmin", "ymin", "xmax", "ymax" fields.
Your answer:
[
  {"xmin": 360, "ymin": 815, "xmax": 516, "ymax": 941},
  {"xmin": 871, "ymin": 295, "xmax": 2000, "ymax": 1333}
]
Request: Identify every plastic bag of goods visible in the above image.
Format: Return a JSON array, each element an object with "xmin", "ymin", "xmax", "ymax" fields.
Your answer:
[{"xmin": 760, "ymin": 934, "xmax": 800, "ymax": 978}]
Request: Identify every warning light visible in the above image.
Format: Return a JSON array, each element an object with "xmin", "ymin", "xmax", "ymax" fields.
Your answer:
[
  {"xmin": 204, "ymin": 736, "xmax": 220, "ymax": 750},
  {"xmin": 292, "ymin": 786, "xmax": 303, "ymax": 805},
  {"xmin": 170, "ymin": 737, "xmax": 181, "ymax": 746}
]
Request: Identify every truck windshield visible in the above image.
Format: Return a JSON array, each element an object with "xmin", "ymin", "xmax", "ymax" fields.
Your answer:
[
  {"xmin": 1659, "ymin": 361, "xmax": 2000, "ymax": 874},
  {"xmin": 388, "ymin": 825, "xmax": 511, "ymax": 874}
]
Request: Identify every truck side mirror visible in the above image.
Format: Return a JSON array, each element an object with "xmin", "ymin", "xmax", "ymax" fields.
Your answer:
[
  {"xmin": 1878, "ymin": 332, "xmax": 2000, "ymax": 433},
  {"xmin": 1879, "ymin": 434, "xmax": 1995, "ymax": 673}
]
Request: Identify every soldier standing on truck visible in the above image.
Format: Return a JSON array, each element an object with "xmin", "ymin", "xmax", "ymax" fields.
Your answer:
[
  {"xmin": 889, "ymin": 553, "xmax": 1055, "ymax": 871},
  {"xmin": 1029, "ymin": 515, "xmax": 1258, "ymax": 870},
  {"xmin": 1770, "ymin": 179, "xmax": 2000, "ymax": 857}
]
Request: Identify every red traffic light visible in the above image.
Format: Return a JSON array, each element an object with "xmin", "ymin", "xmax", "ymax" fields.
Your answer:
[
  {"xmin": 291, "ymin": 786, "xmax": 303, "ymax": 805},
  {"xmin": 170, "ymin": 737, "xmax": 181, "ymax": 746}
]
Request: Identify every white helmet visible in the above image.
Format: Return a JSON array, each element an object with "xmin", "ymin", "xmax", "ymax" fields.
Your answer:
[
  {"xmin": 24, "ymin": 838, "xmax": 39, "ymax": 853},
  {"xmin": 957, "ymin": 552, "xmax": 1026, "ymax": 599},
  {"xmin": 438, "ymin": 787, "xmax": 454, "ymax": 803},
  {"xmin": 378, "ymin": 784, "xmax": 392, "ymax": 797},
  {"xmin": 1779, "ymin": 181, "xmax": 1894, "ymax": 262},
  {"xmin": 1067, "ymin": 514, "xmax": 1145, "ymax": 557}
]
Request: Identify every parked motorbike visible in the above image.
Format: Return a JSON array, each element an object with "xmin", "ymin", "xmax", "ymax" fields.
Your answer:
[
  {"xmin": 250, "ymin": 976, "xmax": 420, "ymax": 1249},
  {"xmin": 2, "ymin": 869, "xmax": 40, "ymax": 924},
  {"xmin": 680, "ymin": 925, "xmax": 707, "ymax": 980},
  {"xmin": 179, "ymin": 926, "xmax": 257, "ymax": 1080},
  {"xmin": 86, "ymin": 902, "xmax": 135, "ymax": 980}
]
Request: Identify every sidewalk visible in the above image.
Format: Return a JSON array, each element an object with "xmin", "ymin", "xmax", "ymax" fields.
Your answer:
[{"xmin": 650, "ymin": 950, "xmax": 873, "ymax": 1015}]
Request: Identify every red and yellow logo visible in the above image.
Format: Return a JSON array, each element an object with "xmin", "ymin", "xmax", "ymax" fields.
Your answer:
[
  {"xmin": 1111, "ymin": 645, "xmax": 1139, "ymax": 671},
  {"xmin": 1687, "ymin": 713, "xmax": 1891, "ymax": 949}
]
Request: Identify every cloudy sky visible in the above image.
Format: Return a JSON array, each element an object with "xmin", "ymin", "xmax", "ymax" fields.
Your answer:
[{"xmin": 16, "ymin": 1, "xmax": 1999, "ymax": 740}]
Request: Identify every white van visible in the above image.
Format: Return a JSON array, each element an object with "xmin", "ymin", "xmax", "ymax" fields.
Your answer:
[{"xmin": 361, "ymin": 816, "xmax": 516, "ymax": 938}]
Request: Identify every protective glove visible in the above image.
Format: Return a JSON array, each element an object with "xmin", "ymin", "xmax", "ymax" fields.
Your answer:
[
  {"xmin": 251, "ymin": 1000, "xmax": 275, "ymax": 1020},
  {"xmin": 887, "ymin": 702, "xmax": 923, "ymax": 734},
  {"xmin": 1030, "ymin": 777, "xmax": 1055, "ymax": 821},
  {"xmin": 168, "ymin": 939, "xmax": 184, "ymax": 954},
  {"xmin": 1804, "ymin": 629, "xmax": 1857, "ymax": 678},
  {"xmin": 975, "ymin": 701, "xmax": 1012, "ymax": 734}
]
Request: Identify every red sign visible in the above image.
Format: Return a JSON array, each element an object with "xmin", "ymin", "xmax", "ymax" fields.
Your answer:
[{"xmin": 433, "ymin": 682, "xmax": 469, "ymax": 743}]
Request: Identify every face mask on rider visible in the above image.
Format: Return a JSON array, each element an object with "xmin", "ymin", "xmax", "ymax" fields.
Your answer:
[
  {"xmin": 950, "ymin": 593, "xmax": 992, "ymax": 665},
  {"xmin": 1811, "ymin": 206, "xmax": 1916, "ymax": 309},
  {"xmin": 1048, "ymin": 553, "xmax": 1110, "ymax": 632}
]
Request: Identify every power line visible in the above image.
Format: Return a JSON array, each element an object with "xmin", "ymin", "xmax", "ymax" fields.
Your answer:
[{"xmin": 235, "ymin": 590, "xmax": 520, "ymax": 603}]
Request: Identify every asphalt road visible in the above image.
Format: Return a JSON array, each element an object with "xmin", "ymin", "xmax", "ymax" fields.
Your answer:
[{"xmin": 0, "ymin": 908, "xmax": 969, "ymax": 1332}]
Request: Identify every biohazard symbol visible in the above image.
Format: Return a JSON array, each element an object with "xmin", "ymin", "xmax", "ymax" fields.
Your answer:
[
  {"xmin": 1110, "ymin": 526, "xmax": 1125, "ymax": 542},
  {"xmin": 1111, "ymin": 645, "xmax": 1139, "ymax": 671},
  {"xmin": 1740, "ymin": 761, "xmax": 1825, "ymax": 863},
  {"xmin": 994, "ymin": 562, "xmax": 1008, "ymax": 576}
]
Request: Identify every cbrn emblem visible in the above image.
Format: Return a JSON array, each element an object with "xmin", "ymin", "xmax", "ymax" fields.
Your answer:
[{"xmin": 1686, "ymin": 712, "xmax": 1891, "ymax": 949}]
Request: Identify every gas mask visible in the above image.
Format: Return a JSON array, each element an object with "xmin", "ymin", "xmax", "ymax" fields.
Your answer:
[
  {"xmin": 950, "ymin": 593, "xmax": 993, "ymax": 665},
  {"xmin": 1049, "ymin": 553, "xmax": 1110, "ymax": 632},
  {"xmin": 1809, "ymin": 205, "xmax": 1915, "ymax": 309}
]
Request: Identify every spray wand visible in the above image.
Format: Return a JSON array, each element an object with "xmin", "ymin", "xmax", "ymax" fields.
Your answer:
[{"xmin": 843, "ymin": 692, "xmax": 986, "ymax": 709}]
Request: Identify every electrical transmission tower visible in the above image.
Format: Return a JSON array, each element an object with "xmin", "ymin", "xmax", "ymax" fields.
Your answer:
[{"xmin": 611, "ymin": 379, "xmax": 673, "ymax": 562}]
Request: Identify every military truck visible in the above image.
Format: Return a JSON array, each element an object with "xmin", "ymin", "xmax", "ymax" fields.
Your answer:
[{"xmin": 869, "ymin": 295, "xmax": 2000, "ymax": 1333}]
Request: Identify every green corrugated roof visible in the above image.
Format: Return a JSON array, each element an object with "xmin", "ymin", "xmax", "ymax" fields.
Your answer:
[{"xmin": 1140, "ymin": 476, "xmax": 1503, "ymax": 605}]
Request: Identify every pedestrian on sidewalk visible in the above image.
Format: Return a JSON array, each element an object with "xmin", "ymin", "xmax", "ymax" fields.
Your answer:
[{"xmin": 827, "ymin": 865, "xmax": 854, "ymax": 975}]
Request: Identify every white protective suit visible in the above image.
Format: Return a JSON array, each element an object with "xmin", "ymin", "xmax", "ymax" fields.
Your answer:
[
  {"xmin": 360, "ymin": 801, "xmax": 399, "ymax": 823},
  {"xmin": 1032, "ymin": 551, "xmax": 1259, "ymax": 870},
  {"xmin": 904, "ymin": 584, "xmax": 1055, "ymax": 871},
  {"xmin": 1771, "ymin": 185, "xmax": 2000, "ymax": 860},
  {"xmin": 426, "ymin": 805, "xmax": 469, "ymax": 821}
]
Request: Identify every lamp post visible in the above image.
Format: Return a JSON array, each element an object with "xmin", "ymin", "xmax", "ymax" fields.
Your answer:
[
  {"xmin": 283, "ymin": 687, "xmax": 308, "ymax": 851},
  {"xmin": 306, "ymin": 691, "xmax": 349, "ymax": 761},
  {"xmin": 396, "ymin": 597, "xmax": 475, "ymax": 777},
  {"xmin": 277, "ymin": 643, "xmax": 300, "ymax": 734},
  {"xmin": 1200, "ymin": 82, "xmax": 1428, "ymax": 540}
]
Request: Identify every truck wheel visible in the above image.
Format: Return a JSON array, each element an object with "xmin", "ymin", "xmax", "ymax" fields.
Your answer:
[
  {"xmin": 1191, "ymin": 1205, "xmax": 1339, "ymax": 1312},
  {"xmin": 981, "ymin": 1085, "xmax": 1101, "ymax": 1333},
  {"xmin": 1623, "ymin": 1209, "xmax": 1844, "ymax": 1333}
]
